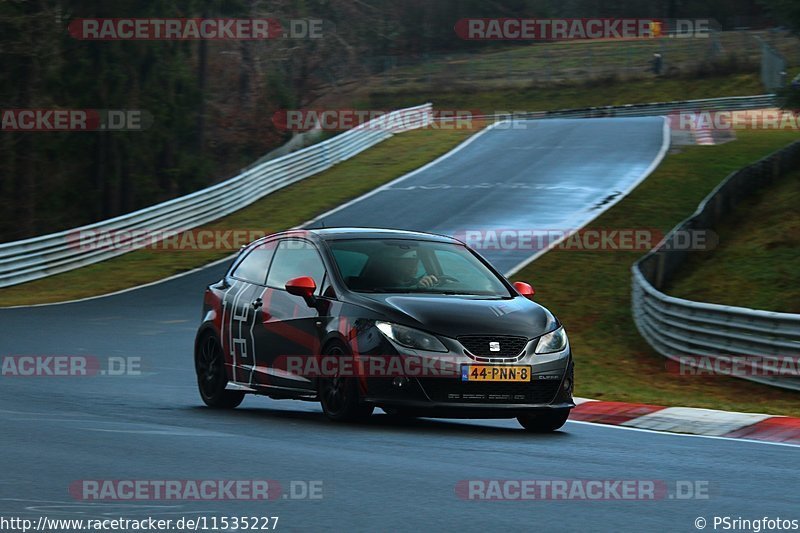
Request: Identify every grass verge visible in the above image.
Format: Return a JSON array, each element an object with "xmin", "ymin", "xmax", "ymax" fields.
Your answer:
[
  {"xmin": 666, "ymin": 168, "xmax": 800, "ymax": 313},
  {"xmin": 364, "ymin": 73, "xmax": 766, "ymax": 112},
  {"xmin": 512, "ymin": 129, "xmax": 800, "ymax": 416}
]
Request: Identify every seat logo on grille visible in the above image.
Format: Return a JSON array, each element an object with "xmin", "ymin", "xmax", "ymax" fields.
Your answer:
[{"xmin": 489, "ymin": 341, "xmax": 501, "ymax": 352}]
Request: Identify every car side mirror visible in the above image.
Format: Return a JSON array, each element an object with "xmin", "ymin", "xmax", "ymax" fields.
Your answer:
[
  {"xmin": 513, "ymin": 281, "xmax": 535, "ymax": 300},
  {"xmin": 285, "ymin": 276, "xmax": 317, "ymax": 307}
]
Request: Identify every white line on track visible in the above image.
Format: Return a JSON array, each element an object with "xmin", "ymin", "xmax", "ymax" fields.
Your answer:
[
  {"xmin": 0, "ymin": 254, "xmax": 236, "ymax": 309},
  {"xmin": 504, "ymin": 116, "xmax": 671, "ymax": 276},
  {"xmin": 299, "ymin": 120, "xmax": 507, "ymax": 228}
]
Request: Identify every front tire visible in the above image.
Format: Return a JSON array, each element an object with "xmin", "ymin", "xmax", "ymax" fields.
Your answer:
[
  {"xmin": 517, "ymin": 409, "xmax": 570, "ymax": 432},
  {"xmin": 195, "ymin": 334, "xmax": 245, "ymax": 409},
  {"xmin": 318, "ymin": 344, "xmax": 374, "ymax": 422}
]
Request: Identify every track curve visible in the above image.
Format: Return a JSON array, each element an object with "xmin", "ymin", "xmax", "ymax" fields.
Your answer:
[{"xmin": 311, "ymin": 117, "xmax": 669, "ymax": 273}]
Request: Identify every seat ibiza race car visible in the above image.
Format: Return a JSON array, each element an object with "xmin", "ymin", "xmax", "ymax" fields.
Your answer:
[{"xmin": 194, "ymin": 228, "xmax": 574, "ymax": 432}]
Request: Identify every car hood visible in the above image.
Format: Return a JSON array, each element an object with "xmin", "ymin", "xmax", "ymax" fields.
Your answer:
[{"xmin": 355, "ymin": 293, "xmax": 558, "ymax": 339}]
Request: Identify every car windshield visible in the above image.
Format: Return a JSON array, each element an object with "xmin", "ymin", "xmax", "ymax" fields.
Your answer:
[{"xmin": 328, "ymin": 238, "xmax": 511, "ymax": 297}]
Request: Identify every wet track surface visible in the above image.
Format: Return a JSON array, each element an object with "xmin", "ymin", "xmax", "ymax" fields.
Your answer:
[
  {"xmin": 2, "ymin": 117, "xmax": 796, "ymax": 532},
  {"xmin": 314, "ymin": 117, "xmax": 668, "ymax": 273}
]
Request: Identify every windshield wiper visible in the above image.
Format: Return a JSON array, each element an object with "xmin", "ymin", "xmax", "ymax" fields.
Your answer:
[
  {"xmin": 356, "ymin": 288, "xmax": 416, "ymax": 294},
  {"xmin": 435, "ymin": 291, "xmax": 473, "ymax": 295},
  {"xmin": 356, "ymin": 288, "xmax": 503, "ymax": 297}
]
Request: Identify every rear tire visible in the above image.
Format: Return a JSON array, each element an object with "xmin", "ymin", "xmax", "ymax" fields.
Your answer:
[
  {"xmin": 195, "ymin": 334, "xmax": 245, "ymax": 409},
  {"xmin": 517, "ymin": 409, "xmax": 570, "ymax": 432},
  {"xmin": 318, "ymin": 344, "xmax": 374, "ymax": 422}
]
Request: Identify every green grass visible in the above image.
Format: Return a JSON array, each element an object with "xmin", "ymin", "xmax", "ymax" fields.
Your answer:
[
  {"xmin": 385, "ymin": 39, "xmax": 678, "ymax": 84},
  {"xmin": 363, "ymin": 30, "xmax": 799, "ymax": 96},
  {"xmin": 666, "ymin": 167, "xmax": 800, "ymax": 313},
  {"xmin": 0, "ymin": 128, "xmax": 474, "ymax": 306},
  {"xmin": 511, "ymin": 129, "xmax": 800, "ymax": 416},
  {"xmin": 365, "ymin": 73, "xmax": 767, "ymax": 113}
]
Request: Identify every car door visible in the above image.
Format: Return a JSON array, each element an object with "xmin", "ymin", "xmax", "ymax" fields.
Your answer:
[
  {"xmin": 253, "ymin": 238, "xmax": 330, "ymax": 391},
  {"xmin": 221, "ymin": 240, "xmax": 276, "ymax": 385}
]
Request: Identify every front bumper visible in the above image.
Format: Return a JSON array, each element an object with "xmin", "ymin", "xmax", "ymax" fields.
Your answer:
[{"xmin": 361, "ymin": 332, "xmax": 574, "ymax": 417}]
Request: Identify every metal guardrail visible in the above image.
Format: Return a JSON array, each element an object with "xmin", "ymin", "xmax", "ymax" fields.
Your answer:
[
  {"xmin": 632, "ymin": 140, "xmax": 800, "ymax": 391},
  {"xmin": 532, "ymin": 94, "xmax": 774, "ymax": 120},
  {"xmin": 535, "ymin": 93, "xmax": 778, "ymax": 118},
  {"xmin": 0, "ymin": 104, "xmax": 433, "ymax": 288},
  {"xmin": 477, "ymin": 94, "xmax": 778, "ymax": 122}
]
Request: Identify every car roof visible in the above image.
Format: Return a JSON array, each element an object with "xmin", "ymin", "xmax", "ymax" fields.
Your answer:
[{"xmin": 275, "ymin": 227, "xmax": 461, "ymax": 244}]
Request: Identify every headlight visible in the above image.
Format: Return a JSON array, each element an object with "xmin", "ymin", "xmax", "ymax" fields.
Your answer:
[
  {"xmin": 376, "ymin": 321, "xmax": 447, "ymax": 352},
  {"xmin": 535, "ymin": 326, "xmax": 568, "ymax": 354}
]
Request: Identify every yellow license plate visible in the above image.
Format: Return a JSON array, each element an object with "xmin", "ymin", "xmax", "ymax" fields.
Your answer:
[{"xmin": 461, "ymin": 365, "xmax": 531, "ymax": 382}]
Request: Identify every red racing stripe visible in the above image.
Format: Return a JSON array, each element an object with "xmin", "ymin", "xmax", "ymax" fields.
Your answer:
[
  {"xmin": 570, "ymin": 401, "xmax": 666, "ymax": 425},
  {"xmin": 723, "ymin": 417, "xmax": 800, "ymax": 444}
]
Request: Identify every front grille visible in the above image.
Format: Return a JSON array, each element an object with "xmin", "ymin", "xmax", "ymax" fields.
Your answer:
[
  {"xmin": 457, "ymin": 335, "xmax": 529, "ymax": 359},
  {"xmin": 418, "ymin": 378, "xmax": 561, "ymax": 404}
]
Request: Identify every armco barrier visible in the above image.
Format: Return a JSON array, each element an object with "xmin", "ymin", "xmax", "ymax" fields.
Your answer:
[
  {"xmin": 632, "ymin": 140, "xmax": 800, "ymax": 391},
  {"xmin": 480, "ymin": 94, "xmax": 778, "ymax": 121},
  {"xmin": 0, "ymin": 104, "xmax": 432, "ymax": 288}
]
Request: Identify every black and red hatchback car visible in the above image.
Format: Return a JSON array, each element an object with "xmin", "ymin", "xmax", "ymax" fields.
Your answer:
[{"xmin": 194, "ymin": 228, "xmax": 574, "ymax": 431}]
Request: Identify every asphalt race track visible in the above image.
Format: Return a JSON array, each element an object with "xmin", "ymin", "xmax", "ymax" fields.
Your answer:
[
  {"xmin": 312, "ymin": 117, "xmax": 669, "ymax": 274},
  {"xmin": 2, "ymin": 118, "xmax": 796, "ymax": 532}
]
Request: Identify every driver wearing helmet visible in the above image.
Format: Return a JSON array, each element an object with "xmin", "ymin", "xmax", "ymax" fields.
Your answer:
[{"xmin": 390, "ymin": 255, "xmax": 439, "ymax": 289}]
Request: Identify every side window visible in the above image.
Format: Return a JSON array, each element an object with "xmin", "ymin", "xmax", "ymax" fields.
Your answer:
[
  {"xmin": 267, "ymin": 240, "xmax": 327, "ymax": 294},
  {"xmin": 231, "ymin": 241, "xmax": 276, "ymax": 285}
]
